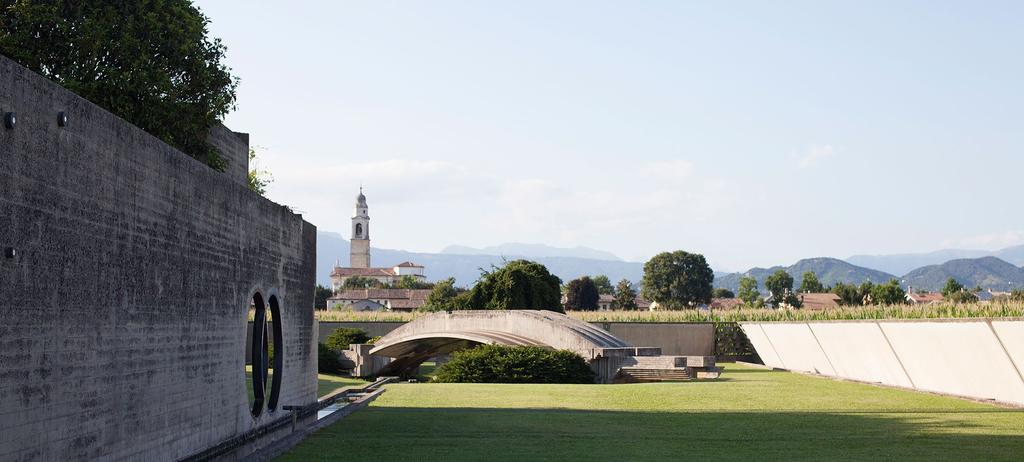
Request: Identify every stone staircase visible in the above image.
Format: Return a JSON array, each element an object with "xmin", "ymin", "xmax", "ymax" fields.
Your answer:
[{"xmin": 614, "ymin": 367, "xmax": 691, "ymax": 383}]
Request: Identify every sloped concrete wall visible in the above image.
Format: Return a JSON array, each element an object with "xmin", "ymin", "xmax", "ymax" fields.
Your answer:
[
  {"xmin": 0, "ymin": 55, "xmax": 317, "ymax": 461},
  {"xmin": 742, "ymin": 319, "xmax": 1024, "ymax": 406},
  {"xmin": 809, "ymin": 322, "xmax": 912, "ymax": 388}
]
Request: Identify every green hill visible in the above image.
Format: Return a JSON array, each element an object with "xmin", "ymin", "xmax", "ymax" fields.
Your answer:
[
  {"xmin": 714, "ymin": 258, "xmax": 897, "ymax": 293},
  {"xmin": 901, "ymin": 257, "xmax": 1024, "ymax": 292}
]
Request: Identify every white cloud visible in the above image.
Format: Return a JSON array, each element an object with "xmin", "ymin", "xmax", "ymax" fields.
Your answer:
[
  {"xmin": 940, "ymin": 230, "xmax": 1024, "ymax": 250},
  {"xmin": 797, "ymin": 145, "xmax": 835, "ymax": 168}
]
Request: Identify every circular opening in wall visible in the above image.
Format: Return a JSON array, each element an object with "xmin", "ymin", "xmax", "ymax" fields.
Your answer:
[
  {"xmin": 266, "ymin": 295, "xmax": 283, "ymax": 411},
  {"xmin": 248, "ymin": 293, "xmax": 267, "ymax": 417}
]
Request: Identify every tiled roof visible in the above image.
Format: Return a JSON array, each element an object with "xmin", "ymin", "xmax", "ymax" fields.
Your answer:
[
  {"xmin": 330, "ymin": 289, "xmax": 433, "ymax": 301},
  {"xmin": 394, "ymin": 261, "xmax": 423, "ymax": 268},
  {"xmin": 799, "ymin": 293, "xmax": 841, "ymax": 310},
  {"xmin": 906, "ymin": 292, "xmax": 944, "ymax": 304},
  {"xmin": 709, "ymin": 298, "xmax": 744, "ymax": 309},
  {"xmin": 330, "ymin": 267, "xmax": 397, "ymax": 277}
]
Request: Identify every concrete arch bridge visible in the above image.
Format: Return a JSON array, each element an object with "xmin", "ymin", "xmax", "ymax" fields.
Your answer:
[{"xmin": 342, "ymin": 310, "xmax": 719, "ymax": 383}]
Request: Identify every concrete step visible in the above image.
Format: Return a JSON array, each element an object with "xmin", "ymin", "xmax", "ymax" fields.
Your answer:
[{"xmin": 614, "ymin": 367, "xmax": 691, "ymax": 383}]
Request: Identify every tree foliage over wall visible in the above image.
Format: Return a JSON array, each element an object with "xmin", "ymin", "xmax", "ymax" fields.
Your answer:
[
  {"xmin": 465, "ymin": 260, "xmax": 563, "ymax": 312},
  {"xmin": 421, "ymin": 277, "xmax": 467, "ymax": 312},
  {"xmin": 641, "ymin": 250, "xmax": 714, "ymax": 309},
  {"xmin": 0, "ymin": 0, "xmax": 238, "ymax": 169}
]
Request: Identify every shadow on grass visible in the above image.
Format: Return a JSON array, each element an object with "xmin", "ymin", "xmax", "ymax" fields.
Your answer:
[{"xmin": 282, "ymin": 406, "xmax": 1024, "ymax": 462}]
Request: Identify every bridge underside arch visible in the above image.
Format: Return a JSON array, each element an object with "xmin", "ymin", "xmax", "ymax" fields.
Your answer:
[{"xmin": 371, "ymin": 331, "xmax": 545, "ymax": 377}]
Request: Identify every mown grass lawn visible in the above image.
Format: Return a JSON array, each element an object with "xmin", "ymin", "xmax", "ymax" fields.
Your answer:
[
  {"xmin": 280, "ymin": 363, "xmax": 1024, "ymax": 461},
  {"xmin": 244, "ymin": 365, "xmax": 367, "ymax": 400}
]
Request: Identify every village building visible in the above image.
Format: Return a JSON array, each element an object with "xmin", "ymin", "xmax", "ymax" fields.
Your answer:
[
  {"xmin": 906, "ymin": 292, "xmax": 944, "ymax": 305},
  {"xmin": 797, "ymin": 293, "xmax": 841, "ymax": 310},
  {"xmin": 327, "ymin": 288, "xmax": 432, "ymax": 312},
  {"xmin": 329, "ymin": 189, "xmax": 427, "ymax": 292}
]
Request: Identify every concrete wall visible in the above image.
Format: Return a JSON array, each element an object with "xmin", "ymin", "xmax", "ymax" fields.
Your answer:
[
  {"xmin": 0, "ymin": 55, "xmax": 317, "ymax": 461},
  {"xmin": 742, "ymin": 319, "xmax": 1024, "ymax": 406},
  {"xmin": 593, "ymin": 322, "xmax": 715, "ymax": 356}
]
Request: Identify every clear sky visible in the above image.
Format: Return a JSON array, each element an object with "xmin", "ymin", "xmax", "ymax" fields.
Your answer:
[{"xmin": 195, "ymin": 0, "xmax": 1023, "ymax": 271}]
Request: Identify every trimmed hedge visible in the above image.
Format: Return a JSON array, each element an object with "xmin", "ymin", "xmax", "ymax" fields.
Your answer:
[
  {"xmin": 433, "ymin": 345, "xmax": 595, "ymax": 384},
  {"xmin": 324, "ymin": 327, "xmax": 370, "ymax": 352},
  {"xmin": 318, "ymin": 342, "xmax": 343, "ymax": 374}
]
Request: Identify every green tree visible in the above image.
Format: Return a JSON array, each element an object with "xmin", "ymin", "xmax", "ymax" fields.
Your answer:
[
  {"xmin": 737, "ymin": 277, "xmax": 760, "ymax": 306},
  {"xmin": 314, "ymin": 284, "xmax": 333, "ymax": 310},
  {"xmin": 765, "ymin": 270, "xmax": 794, "ymax": 297},
  {"xmin": 832, "ymin": 282, "xmax": 862, "ymax": 306},
  {"xmin": 343, "ymin": 276, "xmax": 382, "ymax": 289},
  {"xmin": 466, "ymin": 260, "xmax": 563, "ymax": 312},
  {"xmin": 640, "ymin": 250, "xmax": 714, "ymax": 309},
  {"xmin": 859, "ymin": 281, "xmax": 876, "ymax": 304},
  {"xmin": 798, "ymin": 271, "xmax": 825, "ymax": 293},
  {"xmin": 324, "ymin": 328, "xmax": 369, "ymax": 353},
  {"xmin": 870, "ymin": 279, "xmax": 907, "ymax": 305},
  {"xmin": 612, "ymin": 279, "xmax": 638, "ymax": 310},
  {"xmin": 564, "ymin": 276, "xmax": 600, "ymax": 311},
  {"xmin": 247, "ymin": 147, "xmax": 273, "ymax": 196},
  {"xmin": 591, "ymin": 275, "xmax": 614, "ymax": 295},
  {"xmin": 396, "ymin": 275, "xmax": 432, "ymax": 290},
  {"xmin": 947, "ymin": 290, "xmax": 978, "ymax": 303},
  {"xmin": 421, "ymin": 278, "xmax": 461, "ymax": 311},
  {"xmin": 941, "ymin": 278, "xmax": 965, "ymax": 298},
  {"xmin": 712, "ymin": 288, "xmax": 735, "ymax": 299},
  {"xmin": 0, "ymin": 0, "xmax": 238, "ymax": 169}
]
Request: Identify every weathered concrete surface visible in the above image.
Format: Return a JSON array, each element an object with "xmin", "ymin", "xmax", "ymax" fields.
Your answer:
[
  {"xmin": 0, "ymin": 54, "xmax": 317, "ymax": 461},
  {"xmin": 742, "ymin": 319, "xmax": 1024, "ymax": 406},
  {"xmin": 370, "ymin": 310, "xmax": 630, "ymax": 361},
  {"xmin": 809, "ymin": 322, "xmax": 912, "ymax": 388},
  {"xmin": 596, "ymin": 322, "xmax": 715, "ymax": 356},
  {"xmin": 316, "ymin": 320, "xmax": 716, "ymax": 358}
]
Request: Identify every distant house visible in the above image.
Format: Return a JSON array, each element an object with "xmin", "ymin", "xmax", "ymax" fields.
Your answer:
[
  {"xmin": 798, "ymin": 293, "xmax": 840, "ymax": 310},
  {"xmin": 582, "ymin": 294, "xmax": 651, "ymax": 311},
  {"xmin": 327, "ymin": 288, "xmax": 432, "ymax": 312},
  {"xmin": 906, "ymin": 292, "xmax": 944, "ymax": 305},
  {"xmin": 709, "ymin": 298, "xmax": 744, "ymax": 310}
]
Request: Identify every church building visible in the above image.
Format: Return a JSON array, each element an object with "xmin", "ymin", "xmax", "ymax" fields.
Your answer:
[{"xmin": 329, "ymin": 189, "xmax": 426, "ymax": 293}]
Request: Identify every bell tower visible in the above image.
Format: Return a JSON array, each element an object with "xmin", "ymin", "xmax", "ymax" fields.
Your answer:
[{"xmin": 350, "ymin": 187, "xmax": 370, "ymax": 268}]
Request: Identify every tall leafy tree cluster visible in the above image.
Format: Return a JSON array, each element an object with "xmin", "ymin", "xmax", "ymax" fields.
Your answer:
[
  {"xmin": 467, "ymin": 260, "xmax": 563, "ymax": 312},
  {"xmin": 612, "ymin": 279, "xmax": 638, "ymax": 310},
  {"xmin": 737, "ymin": 276, "xmax": 761, "ymax": 306},
  {"xmin": 564, "ymin": 276, "xmax": 599, "ymax": 311},
  {"xmin": 798, "ymin": 271, "xmax": 825, "ymax": 293},
  {"xmin": 870, "ymin": 279, "xmax": 907, "ymax": 305},
  {"xmin": 0, "ymin": 0, "xmax": 238, "ymax": 169},
  {"xmin": 765, "ymin": 270, "xmax": 801, "ymax": 308},
  {"xmin": 941, "ymin": 278, "xmax": 965, "ymax": 298},
  {"xmin": 421, "ymin": 278, "xmax": 466, "ymax": 312},
  {"xmin": 591, "ymin": 275, "xmax": 614, "ymax": 295},
  {"xmin": 641, "ymin": 250, "xmax": 714, "ymax": 309}
]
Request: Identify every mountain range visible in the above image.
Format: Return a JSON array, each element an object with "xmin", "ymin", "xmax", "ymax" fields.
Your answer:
[
  {"xmin": 713, "ymin": 258, "xmax": 897, "ymax": 294},
  {"xmin": 317, "ymin": 230, "xmax": 1024, "ymax": 293},
  {"xmin": 846, "ymin": 245, "xmax": 1024, "ymax": 276},
  {"xmin": 316, "ymin": 231, "xmax": 643, "ymax": 288}
]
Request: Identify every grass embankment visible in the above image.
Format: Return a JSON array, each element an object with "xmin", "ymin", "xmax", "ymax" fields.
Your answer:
[
  {"xmin": 281, "ymin": 363, "xmax": 1024, "ymax": 461},
  {"xmin": 309, "ymin": 301, "xmax": 1024, "ymax": 323},
  {"xmin": 244, "ymin": 365, "xmax": 367, "ymax": 399}
]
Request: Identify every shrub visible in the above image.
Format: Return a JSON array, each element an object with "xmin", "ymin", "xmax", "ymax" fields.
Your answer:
[
  {"xmin": 318, "ymin": 342, "xmax": 343, "ymax": 374},
  {"xmin": 433, "ymin": 345, "xmax": 595, "ymax": 384},
  {"xmin": 324, "ymin": 327, "xmax": 370, "ymax": 352}
]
